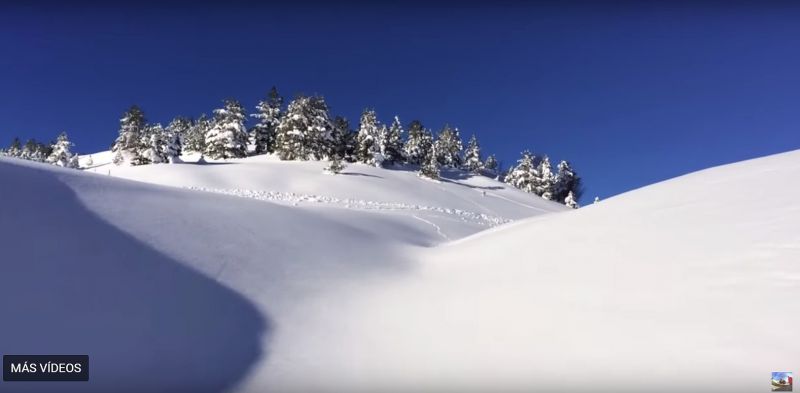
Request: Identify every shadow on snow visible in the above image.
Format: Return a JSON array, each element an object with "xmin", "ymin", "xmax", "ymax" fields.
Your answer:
[{"xmin": 0, "ymin": 161, "xmax": 268, "ymax": 393}]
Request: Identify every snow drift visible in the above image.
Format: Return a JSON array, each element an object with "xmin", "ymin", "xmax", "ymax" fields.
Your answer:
[{"xmin": 1, "ymin": 149, "xmax": 798, "ymax": 393}]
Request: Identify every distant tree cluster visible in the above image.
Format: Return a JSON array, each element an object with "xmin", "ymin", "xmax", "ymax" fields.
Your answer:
[
  {"xmin": 1, "ymin": 86, "xmax": 583, "ymax": 207},
  {"xmin": 110, "ymin": 105, "xmax": 184, "ymax": 165},
  {"xmin": 503, "ymin": 151, "xmax": 582, "ymax": 207},
  {"xmin": 0, "ymin": 132, "xmax": 80, "ymax": 169}
]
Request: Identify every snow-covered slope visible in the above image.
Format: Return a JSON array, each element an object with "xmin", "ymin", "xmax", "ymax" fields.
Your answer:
[
  {"xmin": 79, "ymin": 151, "xmax": 566, "ymax": 242},
  {"xmin": 2, "ymin": 149, "xmax": 798, "ymax": 393},
  {"xmin": 1, "ymin": 153, "xmax": 563, "ymax": 393},
  {"xmin": 316, "ymin": 150, "xmax": 800, "ymax": 392}
]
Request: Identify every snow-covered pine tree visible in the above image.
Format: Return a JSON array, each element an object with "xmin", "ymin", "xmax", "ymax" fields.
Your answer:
[
  {"xmin": 46, "ymin": 132, "xmax": 76, "ymax": 167},
  {"xmin": 403, "ymin": 120, "xmax": 433, "ymax": 165},
  {"xmin": 21, "ymin": 139, "xmax": 37, "ymax": 161},
  {"xmin": 434, "ymin": 124, "xmax": 463, "ymax": 168},
  {"xmin": 306, "ymin": 96, "xmax": 333, "ymax": 160},
  {"xmin": 554, "ymin": 160, "xmax": 581, "ymax": 203},
  {"xmin": 275, "ymin": 96, "xmax": 309, "ymax": 160},
  {"xmin": 355, "ymin": 109, "xmax": 382, "ymax": 165},
  {"xmin": 36, "ymin": 141, "xmax": 52, "ymax": 162},
  {"xmin": 418, "ymin": 142, "xmax": 440, "ymax": 180},
  {"xmin": 163, "ymin": 125, "xmax": 183, "ymax": 163},
  {"xmin": 504, "ymin": 150, "xmax": 538, "ymax": 194},
  {"xmin": 324, "ymin": 153, "xmax": 346, "ymax": 174},
  {"xmin": 330, "ymin": 116, "xmax": 355, "ymax": 162},
  {"xmin": 537, "ymin": 156, "xmax": 556, "ymax": 200},
  {"xmin": 7, "ymin": 137, "xmax": 22, "ymax": 157},
  {"xmin": 382, "ymin": 116, "xmax": 405, "ymax": 165},
  {"xmin": 565, "ymin": 191, "xmax": 579, "ymax": 209},
  {"xmin": 184, "ymin": 114, "xmax": 210, "ymax": 154},
  {"xmin": 483, "ymin": 154, "xmax": 499, "ymax": 176},
  {"xmin": 463, "ymin": 134, "xmax": 483, "ymax": 173},
  {"xmin": 373, "ymin": 123, "xmax": 388, "ymax": 167},
  {"xmin": 19, "ymin": 140, "xmax": 30, "ymax": 160},
  {"xmin": 594, "ymin": 196, "xmax": 600, "ymax": 204},
  {"xmin": 165, "ymin": 117, "xmax": 190, "ymax": 156},
  {"xmin": 111, "ymin": 105, "xmax": 146, "ymax": 165},
  {"xmin": 250, "ymin": 86, "xmax": 283, "ymax": 155},
  {"xmin": 139, "ymin": 124, "xmax": 168, "ymax": 164},
  {"xmin": 205, "ymin": 99, "xmax": 248, "ymax": 159},
  {"xmin": 67, "ymin": 154, "xmax": 80, "ymax": 169},
  {"xmin": 274, "ymin": 95, "xmax": 332, "ymax": 160}
]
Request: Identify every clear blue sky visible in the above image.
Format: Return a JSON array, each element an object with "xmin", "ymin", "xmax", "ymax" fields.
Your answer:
[{"xmin": 2, "ymin": 1, "xmax": 799, "ymax": 202}]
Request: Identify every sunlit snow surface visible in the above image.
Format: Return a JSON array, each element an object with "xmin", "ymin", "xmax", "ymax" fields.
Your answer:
[{"xmin": 1, "ymin": 150, "xmax": 798, "ymax": 393}]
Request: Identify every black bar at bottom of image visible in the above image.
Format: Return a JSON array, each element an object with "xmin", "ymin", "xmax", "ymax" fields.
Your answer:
[{"xmin": 3, "ymin": 355, "xmax": 89, "ymax": 381}]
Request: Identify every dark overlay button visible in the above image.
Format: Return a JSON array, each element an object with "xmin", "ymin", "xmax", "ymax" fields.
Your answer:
[{"xmin": 3, "ymin": 355, "xmax": 89, "ymax": 381}]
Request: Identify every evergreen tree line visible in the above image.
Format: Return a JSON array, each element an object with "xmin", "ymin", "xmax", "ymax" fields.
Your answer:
[
  {"xmin": 0, "ymin": 132, "xmax": 80, "ymax": 168},
  {"xmin": 1, "ymin": 86, "xmax": 583, "ymax": 207}
]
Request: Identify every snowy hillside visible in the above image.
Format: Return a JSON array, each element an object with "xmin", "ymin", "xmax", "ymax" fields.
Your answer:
[
  {"xmin": 306, "ymin": 150, "xmax": 800, "ymax": 392},
  {"xmin": 2, "ymin": 149, "xmax": 798, "ymax": 392},
  {"xmin": 79, "ymin": 151, "xmax": 567, "ymax": 241}
]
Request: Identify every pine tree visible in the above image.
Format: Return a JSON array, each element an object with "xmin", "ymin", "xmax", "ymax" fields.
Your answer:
[
  {"xmin": 46, "ymin": 132, "xmax": 76, "ymax": 167},
  {"xmin": 140, "ymin": 124, "xmax": 167, "ymax": 164},
  {"xmin": 205, "ymin": 99, "xmax": 248, "ymax": 159},
  {"xmin": 20, "ymin": 139, "xmax": 32, "ymax": 160},
  {"xmin": 21, "ymin": 139, "xmax": 39, "ymax": 161},
  {"xmin": 419, "ymin": 143, "xmax": 440, "ymax": 180},
  {"xmin": 111, "ymin": 105, "xmax": 146, "ymax": 165},
  {"xmin": 306, "ymin": 96, "xmax": 333, "ymax": 160},
  {"xmin": 355, "ymin": 109, "xmax": 381, "ymax": 165},
  {"xmin": 565, "ymin": 191, "xmax": 579, "ymax": 209},
  {"xmin": 403, "ymin": 120, "xmax": 432, "ymax": 165},
  {"xmin": 594, "ymin": 196, "xmax": 600, "ymax": 204},
  {"xmin": 67, "ymin": 154, "xmax": 80, "ymax": 169},
  {"xmin": 274, "ymin": 95, "xmax": 331, "ymax": 160},
  {"xmin": 504, "ymin": 150, "xmax": 538, "ymax": 194},
  {"xmin": 324, "ymin": 153, "xmax": 346, "ymax": 174},
  {"xmin": 434, "ymin": 124, "xmax": 463, "ymax": 168},
  {"xmin": 554, "ymin": 160, "xmax": 581, "ymax": 203},
  {"xmin": 36, "ymin": 142, "xmax": 52, "ymax": 162},
  {"xmin": 163, "ymin": 124, "xmax": 183, "ymax": 163},
  {"xmin": 275, "ymin": 96, "xmax": 308, "ymax": 160},
  {"xmin": 373, "ymin": 124, "xmax": 388, "ymax": 167},
  {"xmin": 166, "ymin": 117, "xmax": 190, "ymax": 156},
  {"xmin": 537, "ymin": 156, "xmax": 556, "ymax": 200},
  {"xmin": 7, "ymin": 137, "xmax": 22, "ymax": 157},
  {"xmin": 463, "ymin": 134, "xmax": 483, "ymax": 173},
  {"xmin": 330, "ymin": 116, "xmax": 355, "ymax": 162},
  {"xmin": 184, "ymin": 114, "xmax": 210, "ymax": 154},
  {"xmin": 250, "ymin": 86, "xmax": 283, "ymax": 155},
  {"xmin": 483, "ymin": 154, "xmax": 499, "ymax": 175},
  {"xmin": 382, "ymin": 116, "xmax": 405, "ymax": 165}
]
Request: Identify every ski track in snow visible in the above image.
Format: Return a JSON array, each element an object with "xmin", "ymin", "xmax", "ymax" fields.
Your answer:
[
  {"xmin": 483, "ymin": 191, "xmax": 550, "ymax": 211},
  {"xmin": 187, "ymin": 187, "xmax": 511, "ymax": 227},
  {"xmin": 411, "ymin": 215, "xmax": 450, "ymax": 240}
]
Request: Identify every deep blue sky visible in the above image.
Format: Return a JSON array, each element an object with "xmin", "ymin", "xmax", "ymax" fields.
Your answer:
[{"xmin": 2, "ymin": 1, "xmax": 799, "ymax": 201}]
